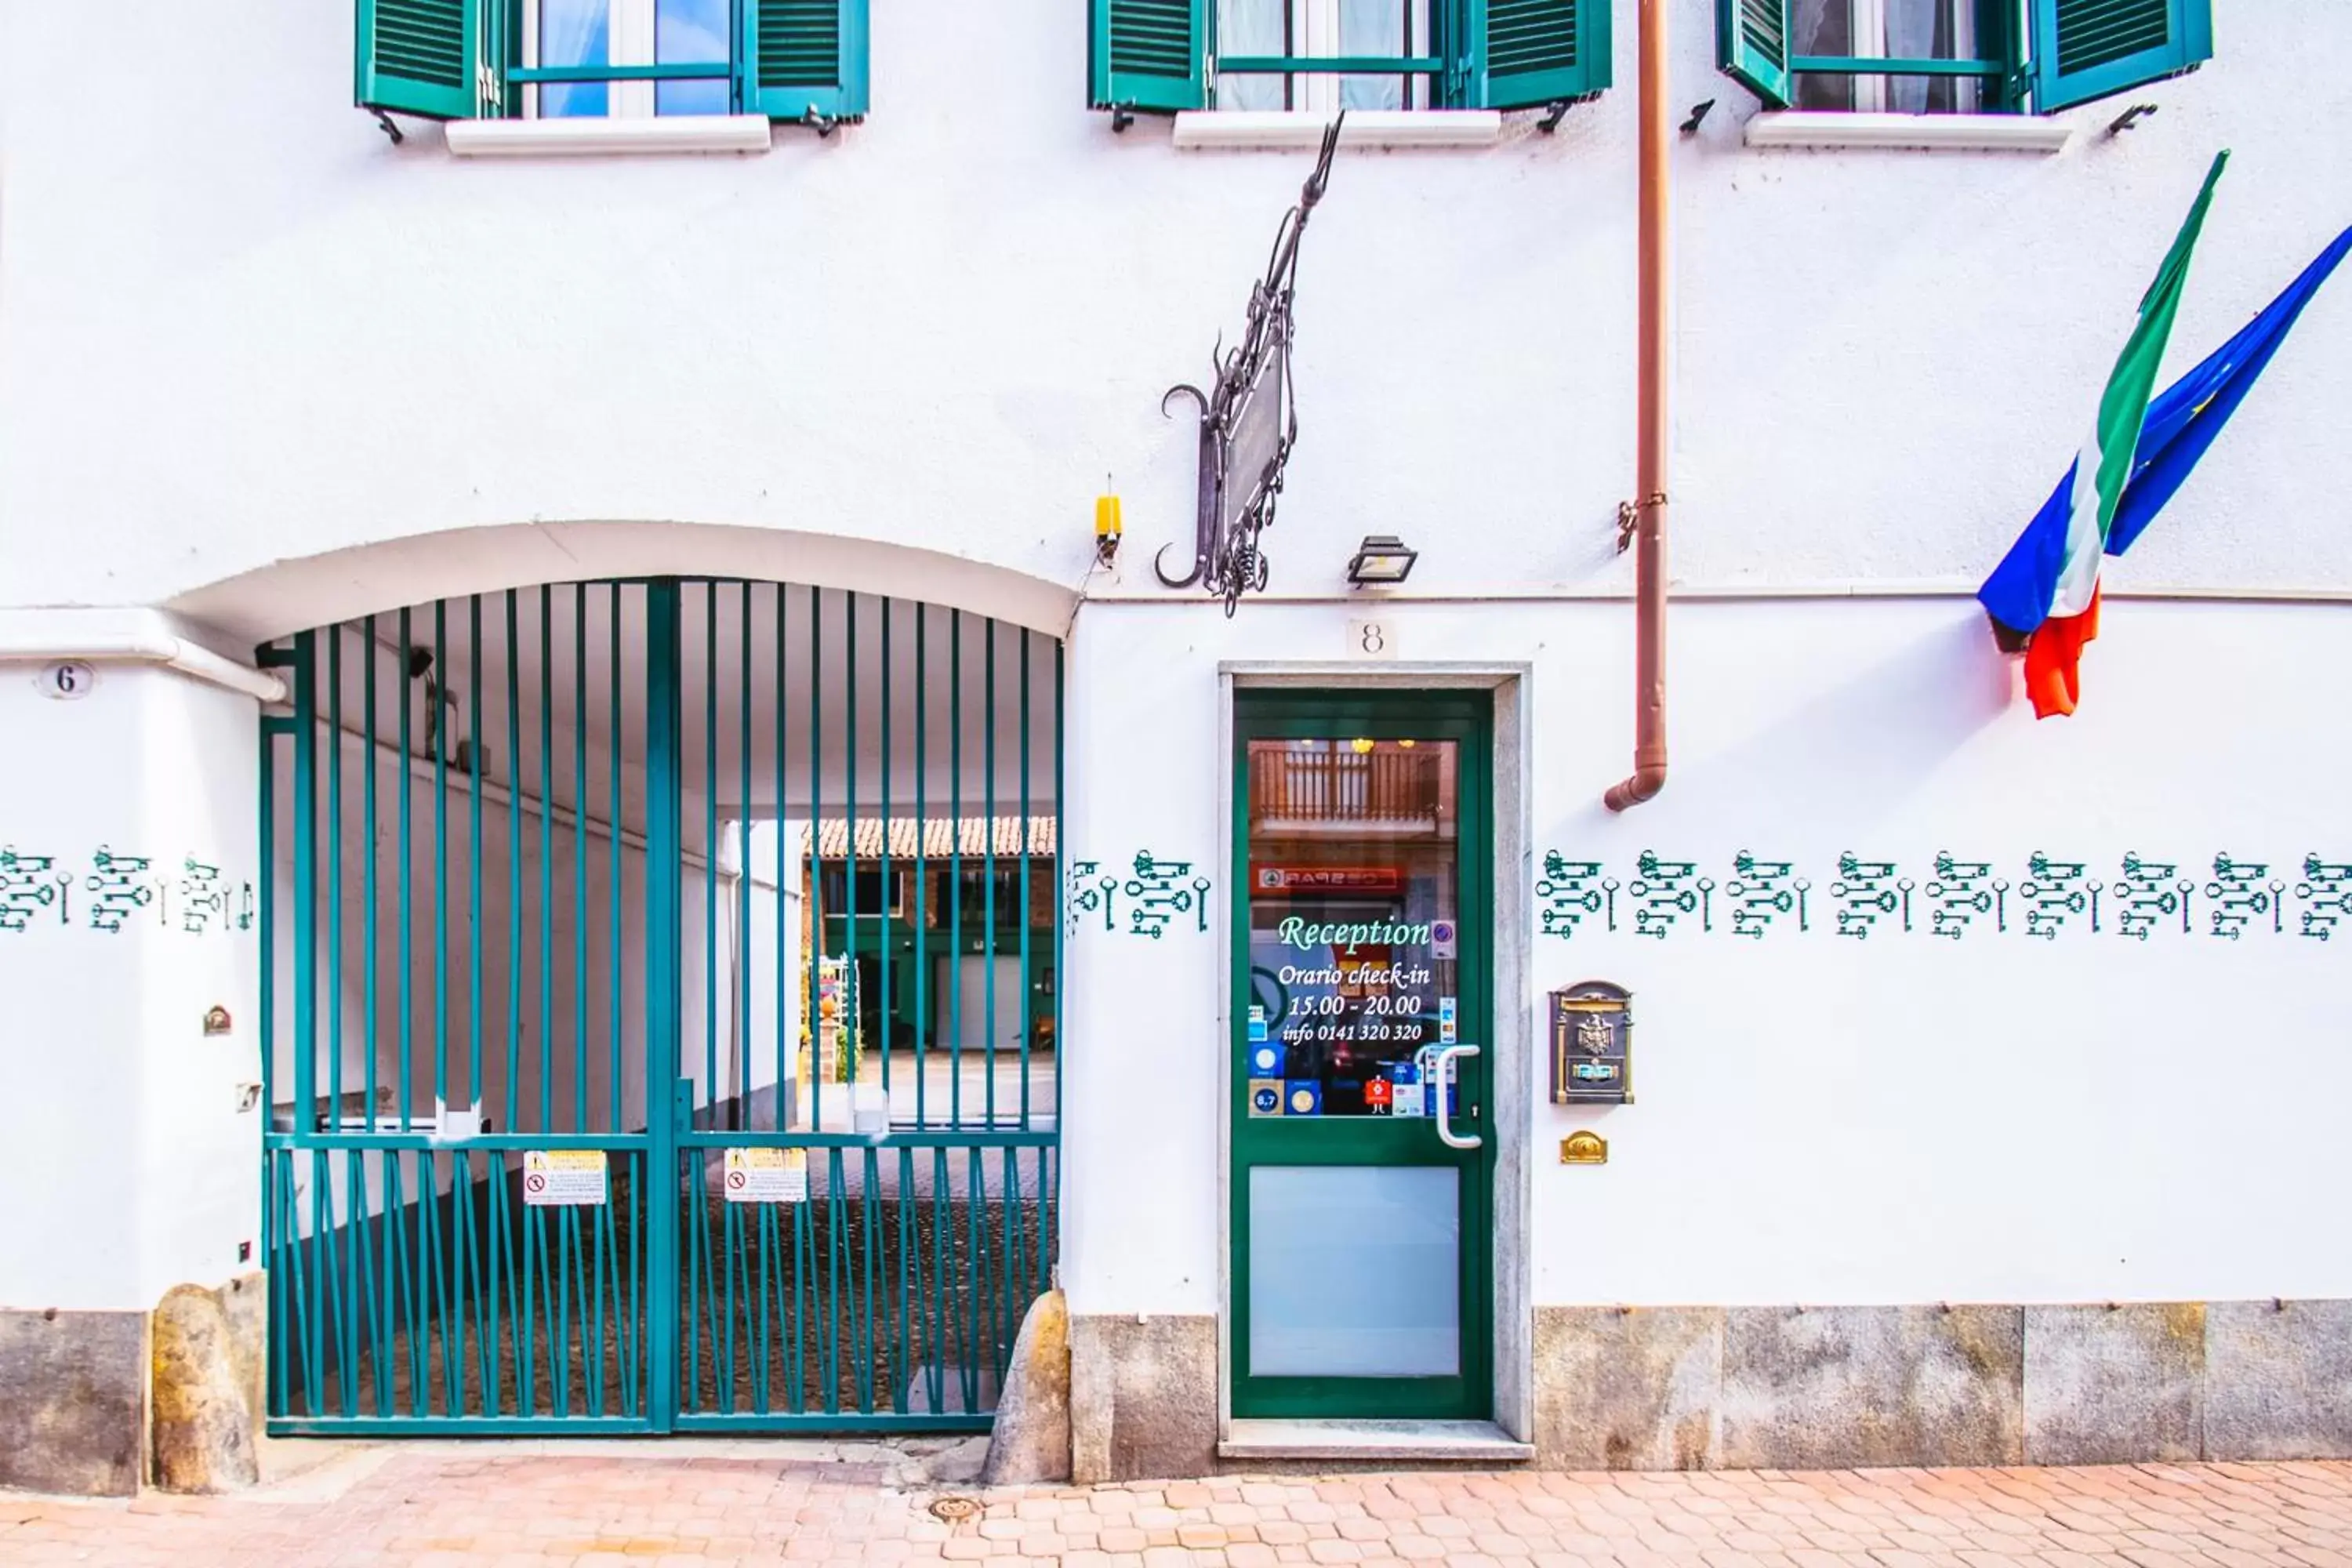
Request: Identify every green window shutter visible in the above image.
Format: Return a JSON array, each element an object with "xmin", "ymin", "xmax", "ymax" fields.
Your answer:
[
  {"xmin": 1476, "ymin": 0, "xmax": 1610, "ymax": 110},
  {"xmin": 742, "ymin": 0, "xmax": 870, "ymax": 122},
  {"xmin": 356, "ymin": 0, "xmax": 481, "ymax": 119},
  {"xmin": 1715, "ymin": 0, "xmax": 1791, "ymax": 109},
  {"xmin": 2030, "ymin": 0, "xmax": 2212, "ymax": 112},
  {"xmin": 1091, "ymin": 0, "xmax": 1208, "ymax": 114}
]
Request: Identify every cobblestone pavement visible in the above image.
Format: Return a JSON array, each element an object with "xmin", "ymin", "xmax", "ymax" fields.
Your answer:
[{"xmin": 5, "ymin": 1444, "xmax": 2351, "ymax": 1567}]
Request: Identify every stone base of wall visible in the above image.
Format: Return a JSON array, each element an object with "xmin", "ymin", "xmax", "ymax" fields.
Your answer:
[
  {"xmin": 150, "ymin": 1273, "xmax": 267, "ymax": 1494},
  {"xmin": 1070, "ymin": 1314, "xmax": 1218, "ymax": 1483},
  {"xmin": 0, "ymin": 1274, "xmax": 266, "ymax": 1499},
  {"xmin": 1537, "ymin": 1300, "xmax": 2352, "ymax": 1471},
  {"xmin": 0, "ymin": 1308, "xmax": 147, "ymax": 1495}
]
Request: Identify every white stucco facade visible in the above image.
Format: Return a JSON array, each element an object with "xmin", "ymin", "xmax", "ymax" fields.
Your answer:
[{"xmin": 2, "ymin": 0, "xmax": 2350, "ymax": 1485}]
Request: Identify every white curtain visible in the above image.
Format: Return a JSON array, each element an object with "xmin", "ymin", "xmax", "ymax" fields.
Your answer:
[{"xmin": 1218, "ymin": 0, "xmax": 1289, "ymax": 109}]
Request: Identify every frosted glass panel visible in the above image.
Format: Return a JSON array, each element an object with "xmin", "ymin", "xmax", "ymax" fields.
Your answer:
[{"xmin": 1249, "ymin": 1165, "xmax": 1459, "ymax": 1377}]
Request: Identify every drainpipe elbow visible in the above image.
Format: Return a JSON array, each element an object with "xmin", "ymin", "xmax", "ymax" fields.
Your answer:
[{"xmin": 1602, "ymin": 759, "xmax": 1667, "ymax": 813}]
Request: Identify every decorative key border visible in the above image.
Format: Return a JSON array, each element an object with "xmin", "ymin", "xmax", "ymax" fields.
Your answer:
[
  {"xmin": 1537, "ymin": 851, "xmax": 2352, "ymax": 942},
  {"xmin": 0, "ymin": 846, "xmax": 256, "ymax": 935},
  {"xmin": 1066, "ymin": 851, "xmax": 1214, "ymax": 939}
]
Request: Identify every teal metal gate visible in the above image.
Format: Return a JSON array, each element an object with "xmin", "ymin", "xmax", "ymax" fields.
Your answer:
[{"xmin": 260, "ymin": 579, "xmax": 1061, "ymax": 1434}]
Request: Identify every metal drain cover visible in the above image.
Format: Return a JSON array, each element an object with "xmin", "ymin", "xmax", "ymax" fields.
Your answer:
[{"xmin": 928, "ymin": 1496, "xmax": 982, "ymax": 1524}]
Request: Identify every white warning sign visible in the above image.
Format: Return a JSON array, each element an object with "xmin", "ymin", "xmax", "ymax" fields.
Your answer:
[
  {"xmin": 522, "ymin": 1149, "xmax": 608, "ymax": 1207},
  {"xmin": 724, "ymin": 1146, "xmax": 808, "ymax": 1204}
]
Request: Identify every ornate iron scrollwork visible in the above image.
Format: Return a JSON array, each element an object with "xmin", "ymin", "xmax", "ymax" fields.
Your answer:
[{"xmin": 1156, "ymin": 116, "xmax": 1343, "ymax": 616}]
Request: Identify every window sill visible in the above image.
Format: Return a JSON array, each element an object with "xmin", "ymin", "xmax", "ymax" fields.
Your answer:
[
  {"xmin": 444, "ymin": 114, "xmax": 774, "ymax": 158},
  {"xmin": 1172, "ymin": 110, "xmax": 1503, "ymax": 151},
  {"xmin": 1742, "ymin": 111, "xmax": 2074, "ymax": 153}
]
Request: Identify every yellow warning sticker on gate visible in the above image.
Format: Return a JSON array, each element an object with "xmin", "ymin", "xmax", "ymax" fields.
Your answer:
[
  {"xmin": 724, "ymin": 1147, "xmax": 808, "ymax": 1204},
  {"xmin": 522, "ymin": 1149, "xmax": 608, "ymax": 1207}
]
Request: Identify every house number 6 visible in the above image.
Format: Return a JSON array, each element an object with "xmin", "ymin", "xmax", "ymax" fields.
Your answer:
[{"xmin": 38, "ymin": 661, "xmax": 96, "ymax": 700}]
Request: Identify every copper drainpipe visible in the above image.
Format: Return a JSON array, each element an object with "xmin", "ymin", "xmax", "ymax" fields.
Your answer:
[{"xmin": 1604, "ymin": 0, "xmax": 1671, "ymax": 813}]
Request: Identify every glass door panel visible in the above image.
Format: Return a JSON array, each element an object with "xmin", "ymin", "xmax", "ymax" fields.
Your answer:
[{"xmin": 1230, "ymin": 694, "xmax": 1491, "ymax": 1421}]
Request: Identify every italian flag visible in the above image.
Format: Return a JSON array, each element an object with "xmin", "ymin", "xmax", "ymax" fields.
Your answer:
[{"xmin": 2026, "ymin": 151, "xmax": 2229, "ymax": 718}]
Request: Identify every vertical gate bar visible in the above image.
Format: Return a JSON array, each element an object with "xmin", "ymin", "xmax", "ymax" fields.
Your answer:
[
  {"xmin": 351, "ymin": 1151, "xmax": 383, "ymax": 1416},
  {"xmin": 879, "ymin": 599, "xmax": 892, "ymax": 1099},
  {"xmin": 645, "ymin": 579, "xmax": 683, "ymax": 1431},
  {"xmin": 720, "ymin": 1183, "xmax": 740, "ymax": 1412},
  {"xmin": 964, "ymin": 1143, "xmax": 985, "ymax": 1414},
  {"xmin": 417, "ymin": 1150, "xmax": 447, "ymax": 1413},
  {"xmin": 925, "ymin": 1145, "xmax": 948, "ymax": 1414},
  {"xmin": 724, "ymin": 587, "xmax": 747, "ymax": 1402},
  {"xmin": 470, "ymin": 597, "xmax": 486, "ymax": 1155},
  {"xmin": 626, "ymin": 1151, "xmax": 643, "ymax": 1419},
  {"xmin": 892, "ymin": 1145, "xmax": 913, "ymax": 1413},
  {"xmin": 823, "ymin": 1147, "xmax": 844, "ymax": 1412},
  {"xmin": 731, "ymin": 584, "xmax": 752, "ymax": 1398},
  {"xmin": 949, "ymin": 609, "xmax": 962, "ymax": 1127},
  {"xmin": 485, "ymin": 1147, "xmax": 512, "ymax": 1417},
  {"xmin": 577, "ymin": 584, "xmax": 591, "ymax": 1134},
  {"xmin": 913, "ymin": 608, "xmax": 927, "ymax": 1129},
  {"xmin": 958, "ymin": 1142, "xmax": 978, "ymax": 1414},
  {"xmin": 791, "ymin": 1178, "xmax": 811, "ymax": 1412},
  {"xmin": 786, "ymin": 583, "xmax": 795, "ymax": 1133},
  {"xmin": 845, "ymin": 592, "xmax": 858, "ymax": 1134},
  {"xmin": 755, "ymin": 1202, "xmax": 776, "ymax": 1413},
  {"xmin": 984, "ymin": 617, "xmax": 996, "ymax": 1130},
  {"xmin": 610, "ymin": 585, "xmax": 626, "ymax": 1136},
  {"xmin": 556, "ymin": 1206, "xmax": 575, "ymax": 1417},
  {"xmin": 466, "ymin": 598, "xmax": 487, "ymax": 1418},
  {"xmin": 737, "ymin": 581, "xmax": 751, "ymax": 1134},
  {"xmin": 292, "ymin": 628, "xmax": 317, "ymax": 1145},
  {"xmin": 1019, "ymin": 630, "xmax": 1032, "ymax": 1127},
  {"xmin": 859, "ymin": 1145, "xmax": 878, "ymax": 1412},
  {"xmin": 541, "ymin": 586, "xmax": 555, "ymax": 1133},
  {"xmin": 705, "ymin": 580, "xmax": 719, "ymax": 1138},
  {"xmin": 398, "ymin": 607, "xmax": 415, "ymax": 1131},
  {"xmin": 328, "ymin": 626, "xmax": 345, "ymax": 1135},
  {"xmin": 432, "ymin": 601, "xmax": 449, "ymax": 1126},
  {"xmin": 452, "ymin": 1151, "xmax": 480, "ymax": 1414},
  {"xmin": 257, "ymin": 705, "xmax": 278, "ymax": 1384},
  {"xmin": 688, "ymin": 588, "xmax": 710, "ymax": 1410},
  {"xmin": 505, "ymin": 591, "xmax": 524, "ymax": 1135},
  {"xmin": 807, "ymin": 589, "xmax": 823, "ymax": 1136},
  {"xmin": 363, "ymin": 621, "xmax": 380, "ymax": 1140},
  {"xmin": 591, "ymin": 1189, "xmax": 613, "ymax": 1414}
]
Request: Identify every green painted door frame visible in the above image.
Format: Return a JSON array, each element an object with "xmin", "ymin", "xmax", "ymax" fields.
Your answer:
[{"xmin": 1229, "ymin": 689, "xmax": 1494, "ymax": 1421}]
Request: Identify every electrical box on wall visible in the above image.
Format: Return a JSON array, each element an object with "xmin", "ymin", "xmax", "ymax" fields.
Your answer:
[{"xmin": 1550, "ymin": 981, "xmax": 1632, "ymax": 1104}]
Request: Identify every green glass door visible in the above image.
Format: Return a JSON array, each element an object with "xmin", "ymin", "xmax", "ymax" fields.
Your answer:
[{"xmin": 1229, "ymin": 690, "xmax": 1492, "ymax": 1421}]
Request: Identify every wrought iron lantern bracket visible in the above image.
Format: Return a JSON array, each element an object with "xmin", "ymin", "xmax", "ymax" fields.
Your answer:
[{"xmin": 1155, "ymin": 115, "xmax": 1344, "ymax": 616}]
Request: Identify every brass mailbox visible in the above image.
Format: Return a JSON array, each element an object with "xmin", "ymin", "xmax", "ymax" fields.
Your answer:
[{"xmin": 1550, "ymin": 981, "xmax": 1632, "ymax": 1105}]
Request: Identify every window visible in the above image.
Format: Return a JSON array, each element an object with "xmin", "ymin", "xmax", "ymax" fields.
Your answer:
[
  {"xmin": 1216, "ymin": 0, "xmax": 1437, "ymax": 112},
  {"xmin": 529, "ymin": 0, "xmax": 731, "ymax": 118},
  {"xmin": 355, "ymin": 0, "xmax": 867, "ymax": 126},
  {"xmin": 1719, "ymin": 0, "xmax": 2213, "ymax": 115},
  {"xmin": 1789, "ymin": 0, "xmax": 1987, "ymax": 113},
  {"xmin": 1090, "ymin": 0, "xmax": 1608, "ymax": 115},
  {"xmin": 818, "ymin": 866, "xmax": 907, "ymax": 920}
]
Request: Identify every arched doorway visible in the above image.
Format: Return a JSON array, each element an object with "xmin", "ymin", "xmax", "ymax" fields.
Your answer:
[{"xmin": 258, "ymin": 575, "xmax": 1062, "ymax": 1435}]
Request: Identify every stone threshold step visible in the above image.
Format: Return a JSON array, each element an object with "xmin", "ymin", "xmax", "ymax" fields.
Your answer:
[{"xmin": 1219, "ymin": 1419, "xmax": 1534, "ymax": 1464}]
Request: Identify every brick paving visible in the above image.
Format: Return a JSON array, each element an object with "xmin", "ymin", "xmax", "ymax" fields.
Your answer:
[{"xmin": 5, "ymin": 1446, "xmax": 2351, "ymax": 1567}]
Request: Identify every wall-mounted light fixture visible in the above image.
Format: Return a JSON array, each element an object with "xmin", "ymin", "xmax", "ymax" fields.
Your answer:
[
  {"xmin": 1095, "ymin": 482, "xmax": 1123, "ymax": 565},
  {"xmin": 1345, "ymin": 534, "xmax": 1418, "ymax": 588}
]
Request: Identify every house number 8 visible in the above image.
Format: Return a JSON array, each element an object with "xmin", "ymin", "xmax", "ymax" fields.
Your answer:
[
  {"xmin": 38, "ymin": 661, "xmax": 96, "ymax": 700},
  {"xmin": 1346, "ymin": 619, "xmax": 1394, "ymax": 660}
]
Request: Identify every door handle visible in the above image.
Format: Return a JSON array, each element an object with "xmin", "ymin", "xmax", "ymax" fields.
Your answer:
[{"xmin": 1432, "ymin": 1044, "xmax": 1480, "ymax": 1149}]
